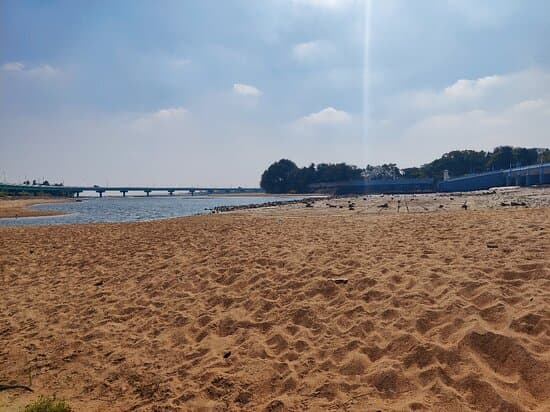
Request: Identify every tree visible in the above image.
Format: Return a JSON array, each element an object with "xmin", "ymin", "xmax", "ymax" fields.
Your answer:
[
  {"xmin": 260, "ymin": 159, "xmax": 299, "ymax": 193},
  {"xmin": 487, "ymin": 146, "xmax": 514, "ymax": 170},
  {"xmin": 364, "ymin": 163, "xmax": 401, "ymax": 180},
  {"xmin": 259, "ymin": 145, "xmax": 549, "ymax": 193}
]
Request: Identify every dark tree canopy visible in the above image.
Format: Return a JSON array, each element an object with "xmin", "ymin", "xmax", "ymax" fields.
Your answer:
[
  {"xmin": 260, "ymin": 159, "xmax": 299, "ymax": 194},
  {"xmin": 260, "ymin": 160, "xmax": 361, "ymax": 193},
  {"xmin": 260, "ymin": 146, "xmax": 549, "ymax": 193}
]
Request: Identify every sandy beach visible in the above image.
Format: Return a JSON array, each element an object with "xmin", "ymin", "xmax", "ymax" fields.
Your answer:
[
  {"xmin": 1, "ymin": 189, "xmax": 549, "ymax": 411},
  {"xmin": 0, "ymin": 198, "xmax": 70, "ymax": 219}
]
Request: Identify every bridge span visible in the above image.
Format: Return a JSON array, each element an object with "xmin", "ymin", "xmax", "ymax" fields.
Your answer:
[{"xmin": 0, "ymin": 183, "xmax": 263, "ymax": 197}]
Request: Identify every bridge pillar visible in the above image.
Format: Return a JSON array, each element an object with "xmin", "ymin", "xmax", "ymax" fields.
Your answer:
[
  {"xmin": 145, "ymin": 190, "xmax": 151, "ymax": 197},
  {"xmin": 120, "ymin": 191, "xmax": 127, "ymax": 197},
  {"xmin": 168, "ymin": 190, "xmax": 174, "ymax": 196},
  {"xmin": 189, "ymin": 189, "xmax": 195, "ymax": 196},
  {"xmin": 75, "ymin": 192, "xmax": 80, "ymax": 198},
  {"xmin": 97, "ymin": 191, "xmax": 103, "ymax": 198}
]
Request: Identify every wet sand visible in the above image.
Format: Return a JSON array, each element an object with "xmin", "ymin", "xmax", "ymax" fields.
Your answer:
[
  {"xmin": 1, "ymin": 188, "xmax": 549, "ymax": 411},
  {"xmin": 0, "ymin": 198, "xmax": 70, "ymax": 219}
]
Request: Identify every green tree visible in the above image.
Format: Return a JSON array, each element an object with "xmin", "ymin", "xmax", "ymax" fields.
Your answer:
[
  {"xmin": 487, "ymin": 146, "xmax": 514, "ymax": 170},
  {"xmin": 260, "ymin": 159, "xmax": 299, "ymax": 193}
]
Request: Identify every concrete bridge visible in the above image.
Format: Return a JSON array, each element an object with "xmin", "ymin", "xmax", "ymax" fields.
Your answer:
[{"xmin": 0, "ymin": 183, "xmax": 263, "ymax": 197}]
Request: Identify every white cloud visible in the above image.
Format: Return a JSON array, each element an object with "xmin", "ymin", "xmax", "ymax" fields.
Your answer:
[
  {"xmin": 512, "ymin": 98, "xmax": 547, "ymax": 112},
  {"xmin": 367, "ymin": 68, "xmax": 550, "ymax": 166},
  {"xmin": 153, "ymin": 107, "xmax": 188, "ymax": 119},
  {"xmin": 443, "ymin": 75, "xmax": 504, "ymax": 98},
  {"xmin": 292, "ymin": 41, "xmax": 325, "ymax": 61},
  {"xmin": 1, "ymin": 62, "xmax": 60, "ymax": 77},
  {"xmin": 133, "ymin": 107, "xmax": 189, "ymax": 132},
  {"xmin": 1, "ymin": 62, "xmax": 25, "ymax": 72},
  {"xmin": 301, "ymin": 107, "xmax": 351, "ymax": 124},
  {"xmin": 233, "ymin": 83, "xmax": 262, "ymax": 96},
  {"xmin": 293, "ymin": 0, "xmax": 355, "ymax": 9},
  {"xmin": 28, "ymin": 64, "xmax": 60, "ymax": 77}
]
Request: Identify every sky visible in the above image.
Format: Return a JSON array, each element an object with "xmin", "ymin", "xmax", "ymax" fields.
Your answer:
[{"xmin": 1, "ymin": 0, "xmax": 549, "ymax": 186}]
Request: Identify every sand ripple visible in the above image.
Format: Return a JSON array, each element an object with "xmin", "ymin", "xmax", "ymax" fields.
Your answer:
[{"xmin": 1, "ymin": 207, "xmax": 549, "ymax": 411}]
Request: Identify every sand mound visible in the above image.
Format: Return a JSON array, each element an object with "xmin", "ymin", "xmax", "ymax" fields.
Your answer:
[{"xmin": 1, "ymin": 207, "xmax": 549, "ymax": 411}]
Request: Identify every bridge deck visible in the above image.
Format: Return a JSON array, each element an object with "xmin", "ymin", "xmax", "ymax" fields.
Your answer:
[{"xmin": 0, "ymin": 183, "xmax": 262, "ymax": 196}]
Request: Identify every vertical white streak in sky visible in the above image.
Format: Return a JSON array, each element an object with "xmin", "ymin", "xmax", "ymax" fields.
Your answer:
[{"xmin": 363, "ymin": 0, "xmax": 373, "ymax": 166}]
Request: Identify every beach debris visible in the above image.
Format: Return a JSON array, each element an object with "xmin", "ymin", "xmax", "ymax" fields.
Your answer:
[
  {"xmin": 94, "ymin": 280, "xmax": 104, "ymax": 287},
  {"xmin": 212, "ymin": 197, "xmax": 326, "ymax": 213},
  {"xmin": 510, "ymin": 201, "xmax": 527, "ymax": 207},
  {"xmin": 223, "ymin": 351, "xmax": 231, "ymax": 359},
  {"xmin": 331, "ymin": 278, "xmax": 349, "ymax": 285},
  {"xmin": 500, "ymin": 202, "xmax": 510, "ymax": 206},
  {"xmin": 0, "ymin": 384, "xmax": 33, "ymax": 392},
  {"xmin": 326, "ymin": 203, "xmax": 337, "ymax": 208},
  {"xmin": 462, "ymin": 201, "xmax": 468, "ymax": 210},
  {"xmin": 265, "ymin": 399, "xmax": 285, "ymax": 412},
  {"xmin": 486, "ymin": 243, "xmax": 498, "ymax": 249},
  {"xmin": 378, "ymin": 203, "xmax": 389, "ymax": 209},
  {"xmin": 439, "ymin": 205, "xmax": 444, "ymax": 208},
  {"xmin": 305, "ymin": 202, "xmax": 313, "ymax": 208}
]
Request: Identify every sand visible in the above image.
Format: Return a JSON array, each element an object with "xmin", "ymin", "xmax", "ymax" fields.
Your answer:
[
  {"xmin": 1, "ymin": 190, "xmax": 549, "ymax": 411},
  {"xmin": 0, "ymin": 198, "xmax": 69, "ymax": 219}
]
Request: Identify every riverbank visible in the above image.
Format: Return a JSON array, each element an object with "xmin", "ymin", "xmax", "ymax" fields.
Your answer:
[
  {"xmin": 0, "ymin": 197, "xmax": 71, "ymax": 218},
  {"xmin": 1, "ymin": 189, "xmax": 549, "ymax": 411}
]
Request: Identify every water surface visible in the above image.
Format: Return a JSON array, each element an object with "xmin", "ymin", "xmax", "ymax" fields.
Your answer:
[{"xmin": 0, "ymin": 195, "xmax": 305, "ymax": 226}]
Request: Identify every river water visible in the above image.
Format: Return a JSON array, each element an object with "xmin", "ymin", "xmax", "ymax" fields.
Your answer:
[{"xmin": 0, "ymin": 195, "xmax": 305, "ymax": 226}]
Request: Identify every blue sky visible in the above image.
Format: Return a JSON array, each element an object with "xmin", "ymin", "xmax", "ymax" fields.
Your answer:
[{"xmin": 1, "ymin": 0, "xmax": 550, "ymax": 186}]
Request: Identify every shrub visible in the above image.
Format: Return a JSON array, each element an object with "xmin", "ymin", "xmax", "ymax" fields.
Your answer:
[{"xmin": 23, "ymin": 396, "xmax": 72, "ymax": 412}]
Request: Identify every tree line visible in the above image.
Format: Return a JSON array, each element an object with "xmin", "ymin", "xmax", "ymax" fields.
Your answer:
[{"xmin": 260, "ymin": 146, "xmax": 550, "ymax": 193}]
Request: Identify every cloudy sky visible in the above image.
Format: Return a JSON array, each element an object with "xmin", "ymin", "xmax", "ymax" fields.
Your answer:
[{"xmin": 1, "ymin": 0, "xmax": 549, "ymax": 186}]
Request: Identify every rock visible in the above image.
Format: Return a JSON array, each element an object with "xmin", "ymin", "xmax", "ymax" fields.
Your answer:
[
  {"xmin": 223, "ymin": 351, "xmax": 231, "ymax": 359},
  {"xmin": 331, "ymin": 278, "xmax": 349, "ymax": 284}
]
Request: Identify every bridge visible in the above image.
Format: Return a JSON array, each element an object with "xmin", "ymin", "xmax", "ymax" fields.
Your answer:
[{"xmin": 0, "ymin": 183, "xmax": 263, "ymax": 197}]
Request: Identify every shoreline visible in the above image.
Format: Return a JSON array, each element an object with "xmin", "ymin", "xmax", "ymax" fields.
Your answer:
[
  {"xmin": 0, "ymin": 197, "xmax": 72, "ymax": 219},
  {"xmin": 2, "ymin": 186, "xmax": 548, "ymax": 225}
]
